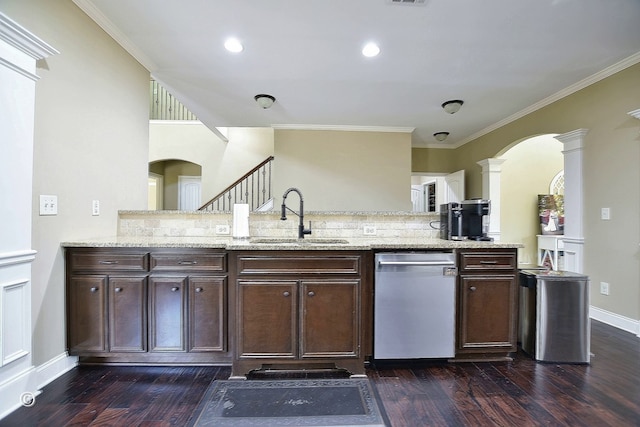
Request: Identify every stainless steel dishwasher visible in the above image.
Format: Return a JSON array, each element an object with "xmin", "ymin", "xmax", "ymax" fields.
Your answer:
[{"xmin": 374, "ymin": 252, "xmax": 457, "ymax": 359}]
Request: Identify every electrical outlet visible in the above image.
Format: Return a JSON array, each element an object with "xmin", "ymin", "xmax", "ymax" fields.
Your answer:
[
  {"xmin": 600, "ymin": 282, "xmax": 610, "ymax": 295},
  {"xmin": 92, "ymin": 200, "xmax": 100, "ymax": 216},
  {"xmin": 215, "ymin": 224, "xmax": 230, "ymax": 235},
  {"xmin": 363, "ymin": 225, "xmax": 377, "ymax": 235},
  {"xmin": 601, "ymin": 207, "xmax": 610, "ymax": 220},
  {"xmin": 39, "ymin": 195, "xmax": 58, "ymax": 216}
]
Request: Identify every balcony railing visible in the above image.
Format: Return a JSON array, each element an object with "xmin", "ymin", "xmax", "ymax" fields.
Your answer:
[{"xmin": 150, "ymin": 80, "xmax": 197, "ymax": 121}]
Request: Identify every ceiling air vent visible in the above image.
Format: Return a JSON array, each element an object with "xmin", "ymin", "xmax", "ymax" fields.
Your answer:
[{"xmin": 388, "ymin": 0, "xmax": 427, "ymax": 5}]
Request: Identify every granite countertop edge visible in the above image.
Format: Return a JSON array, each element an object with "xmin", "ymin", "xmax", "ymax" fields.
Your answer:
[{"xmin": 60, "ymin": 236, "xmax": 523, "ymax": 250}]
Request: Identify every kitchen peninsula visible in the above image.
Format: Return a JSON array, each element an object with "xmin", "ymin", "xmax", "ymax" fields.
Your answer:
[{"xmin": 62, "ymin": 210, "xmax": 522, "ymax": 378}]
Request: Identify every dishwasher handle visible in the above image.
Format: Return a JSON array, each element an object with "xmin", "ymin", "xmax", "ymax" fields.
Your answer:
[{"xmin": 378, "ymin": 260, "xmax": 456, "ymax": 266}]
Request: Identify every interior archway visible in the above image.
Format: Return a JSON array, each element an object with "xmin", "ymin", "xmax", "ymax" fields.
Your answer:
[{"xmin": 498, "ymin": 134, "xmax": 563, "ymax": 266}]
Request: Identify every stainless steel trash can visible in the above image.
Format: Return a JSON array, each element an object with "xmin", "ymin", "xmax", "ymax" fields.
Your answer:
[{"xmin": 519, "ymin": 269, "xmax": 590, "ymax": 363}]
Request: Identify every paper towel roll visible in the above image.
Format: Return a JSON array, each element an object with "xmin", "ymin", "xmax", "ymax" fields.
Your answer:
[{"xmin": 233, "ymin": 203, "xmax": 250, "ymax": 239}]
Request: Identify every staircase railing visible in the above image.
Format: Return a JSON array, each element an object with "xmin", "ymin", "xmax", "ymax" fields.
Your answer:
[
  {"xmin": 150, "ymin": 80, "xmax": 198, "ymax": 121},
  {"xmin": 199, "ymin": 156, "xmax": 274, "ymax": 212}
]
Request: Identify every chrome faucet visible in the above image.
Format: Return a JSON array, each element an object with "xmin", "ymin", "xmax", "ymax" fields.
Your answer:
[{"xmin": 281, "ymin": 187, "xmax": 312, "ymax": 239}]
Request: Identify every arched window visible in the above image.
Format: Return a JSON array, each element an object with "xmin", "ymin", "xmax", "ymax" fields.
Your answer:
[{"xmin": 550, "ymin": 170, "xmax": 564, "ymax": 195}]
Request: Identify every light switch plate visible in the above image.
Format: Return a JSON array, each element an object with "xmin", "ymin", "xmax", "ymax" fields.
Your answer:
[
  {"xmin": 39, "ymin": 195, "xmax": 58, "ymax": 215},
  {"xmin": 92, "ymin": 200, "xmax": 100, "ymax": 216},
  {"xmin": 601, "ymin": 207, "xmax": 610, "ymax": 220}
]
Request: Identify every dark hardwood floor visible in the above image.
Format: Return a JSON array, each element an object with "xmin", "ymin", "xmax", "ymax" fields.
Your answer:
[{"xmin": 1, "ymin": 320, "xmax": 638, "ymax": 426}]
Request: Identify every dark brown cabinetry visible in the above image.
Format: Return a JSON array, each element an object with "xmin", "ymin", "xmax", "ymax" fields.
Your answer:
[
  {"xmin": 65, "ymin": 247, "xmax": 228, "ymax": 364},
  {"xmin": 455, "ymin": 248, "xmax": 518, "ymax": 361},
  {"xmin": 231, "ymin": 251, "xmax": 368, "ymax": 378}
]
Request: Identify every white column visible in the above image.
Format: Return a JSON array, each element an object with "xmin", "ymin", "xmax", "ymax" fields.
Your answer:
[
  {"xmin": 0, "ymin": 12, "xmax": 58, "ymax": 418},
  {"xmin": 476, "ymin": 158, "xmax": 506, "ymax": 241},
  {"xmin": 554, "ymin": 129, "xmax": 588, "ymax": 273}
]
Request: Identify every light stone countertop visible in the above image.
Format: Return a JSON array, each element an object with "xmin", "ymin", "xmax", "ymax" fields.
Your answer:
[{"xmin": 61, "ymin": 236, "xmax": 523, "ymax": 250}]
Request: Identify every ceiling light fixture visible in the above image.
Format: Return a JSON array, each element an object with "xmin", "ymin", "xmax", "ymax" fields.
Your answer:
[
  {"xmin": 441, "ymin": 100, "xmax": 464, "ymax": 114},
  {"xmin": 254, "ymin": 94, "xmax": 276, "ymax": 109},
  {"xmin": 362, "ymin": 42, "xmax": 380, "ymax": 57},
  {"xmin": 224, "ymin": 37, "xmax": 243, "ymax": 53},
  {"xmin": 433, "ymin": 132, "xmax": 450, "ymax": 142}
]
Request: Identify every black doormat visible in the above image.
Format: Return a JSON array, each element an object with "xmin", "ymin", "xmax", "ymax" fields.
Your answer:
[{"xmin": 188, "ymin": 378, "xmax": 387, "ymax": 426}]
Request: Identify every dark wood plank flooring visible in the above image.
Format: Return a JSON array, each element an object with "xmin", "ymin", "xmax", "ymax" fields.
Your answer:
[{"xmin": 1, "ymin": 320, "xmax": 638, "ymax": 426}]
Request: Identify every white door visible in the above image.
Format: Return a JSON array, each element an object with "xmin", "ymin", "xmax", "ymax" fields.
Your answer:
[
  {"xmin": 444, "ymin": 170, "xmax": 465, "ymax": 203},
  {"xmin": 178, "ymin": 176, "xmax": 201, "ymax": 210},
  {"xmin": 411, "ymin": 185, "xmax": 424, "ymax": 212}
]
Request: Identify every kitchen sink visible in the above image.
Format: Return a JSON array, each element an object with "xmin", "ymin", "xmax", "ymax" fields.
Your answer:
[{"xmin": 249, "ymin": 238, "xmax": 349, "ymax": 245}]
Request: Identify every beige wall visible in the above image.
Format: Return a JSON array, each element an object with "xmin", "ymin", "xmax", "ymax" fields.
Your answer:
[
  {"xmin": 499, "ymin": 135, "xmax": 563, "ymax": 266},
  {"xmin": 274, "ymin": 129, "xmax": 412, "ymax": 212},
  {"xmin": 149, "ymin": 123, "xmax": 274, "ymax": 205},
  {"xmin": 2, "ymin": 0, "xmax": 150, "ymax": 365},
  {"xmin": 418, "ymin": 62, "xmax": 640, "ymax": 322}
]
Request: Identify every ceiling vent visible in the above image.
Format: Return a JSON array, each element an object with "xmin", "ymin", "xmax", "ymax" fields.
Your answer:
[{"xmin": 388, "ymin": 0, "xmax": 427, "ymax": 5}]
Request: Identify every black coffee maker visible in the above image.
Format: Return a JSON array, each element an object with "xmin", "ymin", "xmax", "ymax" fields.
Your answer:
[
  {"xmin": 461, "ymin": 199, "xmax": 492, "ymax": 241},
  {"xmin": 440, "ymin": 202, "xmax": 463, "ymax": 240}
]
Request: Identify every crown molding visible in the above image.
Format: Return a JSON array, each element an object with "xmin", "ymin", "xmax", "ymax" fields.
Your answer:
[
  {"xmin": 449, "ymin": 51, "xmax": 640, "ymax": 149},
  {"xmin": 72, "ymin": 0, "xmax": 156, "ymax": 71},
  {"xmin": 0, "ymin": 13, "xmax": 58, "ymax": 59},
  {"xmin": 272, "ymin": 124, "xmax": 415, "ymax": 133}
]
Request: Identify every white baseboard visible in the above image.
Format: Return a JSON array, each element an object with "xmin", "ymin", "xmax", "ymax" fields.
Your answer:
[
  {"xmin": 36, "ymin": 352, "xmax": 78, "ymax": 390},
  {"xmin": 590, "ymin": 306, "xmax": 640, "ymax": 337},
  {"xmin": 0, "ymin": 365, "xmax": 37, "ymax": 420},
  {"xmin": 0, "ymin": 352, "xmax": 77, "ymax": 421}
]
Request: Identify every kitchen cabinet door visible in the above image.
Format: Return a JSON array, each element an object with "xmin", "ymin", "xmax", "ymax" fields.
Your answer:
[
  {"xmin": 300, "ymin": 280, "xmax": 359, "ymax": 358},
  {"xmin": 68, "ymin": 276, "xmax": 107, "ymax": 353},
  {"xmin": 189, "ymin": 276, "xmax": 227, "ymax": 352},
  {"xmin": 457, "ymin": 274, "xmax": 517, "ymax": 352},
  {"xmin": 108, "ymin": 276, "xmax": 147, "ymax": 352},
  {"xmin": 237, "ymin": 280, "xmax": 297, "ymax": 358},
  {"xmin": 149, "ymin": 277, "xmax": 187, "ymax": 352}
]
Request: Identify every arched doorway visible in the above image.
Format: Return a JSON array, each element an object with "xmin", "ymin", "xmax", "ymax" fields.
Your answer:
[{"xmin": 149, "ymin": 159, "xmax": 202, "ymax": 210}]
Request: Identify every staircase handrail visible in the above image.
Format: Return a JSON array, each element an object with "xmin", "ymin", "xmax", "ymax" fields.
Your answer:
[{"xmin": 199, "ymin": 156, "xmax": 274, "ymax": 211}]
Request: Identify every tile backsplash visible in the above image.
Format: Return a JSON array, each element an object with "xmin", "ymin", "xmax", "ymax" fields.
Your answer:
[{"xmin": 118, "ymin": 210, "xmax": 442, "ymax": 239}]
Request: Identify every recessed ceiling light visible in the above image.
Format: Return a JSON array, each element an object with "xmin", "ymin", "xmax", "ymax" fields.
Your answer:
[
  {"xmin": 224, "ymin": 37, "xmax": 243, "ymax": 53},
  {"xmin": 362, "ymin": 42, "xmax": 380, "ymax": 57}
]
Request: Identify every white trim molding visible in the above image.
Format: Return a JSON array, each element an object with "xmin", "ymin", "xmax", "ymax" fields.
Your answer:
[
  {"xmin": 628, "ymin": 109, "xmax": 640, "ymax": 120},
  {"xmin": 476, "ymin": 158, "xmax": 506, "ymax": 241},
  {"xmin": 590, "ymin": 306, "xmax": 640, "ymax": 337},
  {"xmin": 555, "ymin": 129, "xmax": 588, "ymax": 273},
  {"xmin": 272, "ymin": 124, "xmax": 415, "ymax": 134}
]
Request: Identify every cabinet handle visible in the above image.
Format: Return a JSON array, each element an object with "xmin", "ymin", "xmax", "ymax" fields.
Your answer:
[
  {"xmin": 98, "ymin": 260, "xmax": 118, "ymax": 265},
  {"xmin": 283, "ymin": 291, "xmax": 290, "ymax": 297},
  {"xmin": 195, "ymin": 287, "xmax": 203, "ymax": 293},
  {"xmin": 308, "ymin": 291, "xmax": 315, "ymax": 297},
  {"xmin": 90, "ymin": 287, "xmax": 99, "ymax": 292},
  {"xmin": 171, "ymin": 287, "xmax": 180, "ymax": 292},
  {"xmin": 178, "ymin": 260, "xmax": 197, "ymax": 265},
  {"xmin": 479, "ymin": 260, "xmax": 497, "ymax": 265},
  {"xmin": 469, "ymin": 286, "xmax": 477, "ymax": 291},
  {"xmin": 114, "ymin": 287, "xmax": 122, "ymax": 293}
]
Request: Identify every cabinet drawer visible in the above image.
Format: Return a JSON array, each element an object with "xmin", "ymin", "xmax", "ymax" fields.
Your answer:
[
  {"xmin": 458, "ymin": 251, "xmax": 516, "ymax": 272},
  {"xmin": 236, "ymin": 254, "xmax": 361, "ymax": 275},
  {"xmin": 68, "ymin": 251, "xmax": 149, "ymax": 272},
  {"xmin": 150, "ymin": 252, "xmax": 227, "ymax": 272}
]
